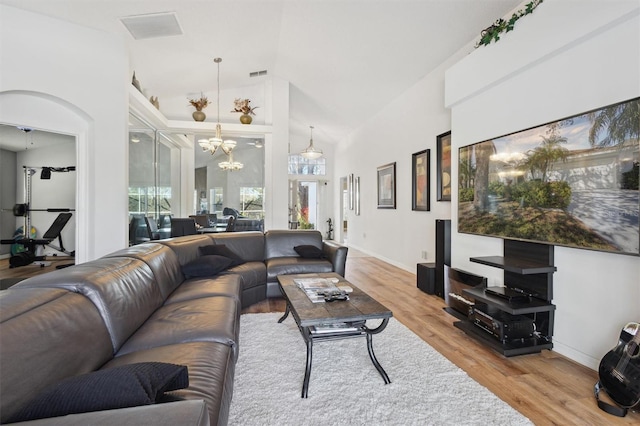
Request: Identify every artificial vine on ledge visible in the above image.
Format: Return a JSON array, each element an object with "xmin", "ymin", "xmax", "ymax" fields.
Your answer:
[{"xmin": 476, "ymin": 0, "xmax": 543, "ymax": 48}]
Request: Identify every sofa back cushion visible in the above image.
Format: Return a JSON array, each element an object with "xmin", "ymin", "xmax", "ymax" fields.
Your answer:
[
  {"xmin": 105, "ymin": 243, "xmax": 184, "ymax": 299},
  {"xmin": 0, "ymin": 288, "xmax": 113, "ymax": 423},
  {"xmin": 14, "ymin": 257, "xmax": 164, "ymax": 353},
  {"xmin": 264, "ymin": 230, "xmax": 323, "ymax": 259},
  {"xmin": 158, "ymin": 234, "xmax": 214, "ymax": 266},
  {"xmin": 211, "ymin": 231, "xmax": 265, "ymax": 262}
]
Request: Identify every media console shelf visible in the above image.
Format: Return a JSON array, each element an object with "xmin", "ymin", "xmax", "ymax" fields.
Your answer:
[{"xmin": 453, "ymin": 239, "xmax": 556, "ymax": 357}]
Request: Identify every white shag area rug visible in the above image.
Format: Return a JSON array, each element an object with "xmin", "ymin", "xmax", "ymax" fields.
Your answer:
[{"xmin": 228, "ymin": 313, "xmax": 532, "ymax": 426}]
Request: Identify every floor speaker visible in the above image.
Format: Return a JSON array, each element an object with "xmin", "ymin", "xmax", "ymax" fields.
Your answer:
[
  {"xmin": 435, "ymin": 219, "xmax": 451, "ymax": 299},
  {"xmin": 416, "ymin": 263, "xmax": 436, "ymax": 294}
]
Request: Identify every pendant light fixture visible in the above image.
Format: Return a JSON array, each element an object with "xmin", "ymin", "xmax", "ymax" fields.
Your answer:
[
  {"xmin": 218, "ymin": 151, "xmax": 244, "ymax": 171},
  {"xmin": 300, "ymin": 125, "xmax": 323, "ymax": 159},
  {"xmin": 197, "ymin": 57, "xmax": 240, "ymax": 161}
]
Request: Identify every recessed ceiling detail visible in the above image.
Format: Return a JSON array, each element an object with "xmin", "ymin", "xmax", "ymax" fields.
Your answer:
[{"xmin": 120, "ymin": 12, "xmax": 183, "ymax": 40}]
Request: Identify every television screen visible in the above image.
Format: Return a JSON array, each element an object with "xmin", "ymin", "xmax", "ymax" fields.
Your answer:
[{"xmin": 458, "ymin": 97, "xmax": 639, "ymax": 256}]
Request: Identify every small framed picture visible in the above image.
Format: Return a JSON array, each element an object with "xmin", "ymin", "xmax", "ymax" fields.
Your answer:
[
  {"xmin": 377, "ymin": 162, "xmax": 396, "ymax": 209},
  {"xmin": 437, "ymin": 131, "xmax": 452, "ymax": 201},
  {"xmin": 412, "ymin": 149, "xmax": 430, "ymax": 211}
]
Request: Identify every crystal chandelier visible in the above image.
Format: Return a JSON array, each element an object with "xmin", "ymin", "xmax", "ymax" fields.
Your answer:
[
  {"xmin": 197, "ymin": 57, "xmax": 242, "ymax": 168},
  {"xmin": 300, "ymin": 125, "xmax": 323, "ymax": 159}
]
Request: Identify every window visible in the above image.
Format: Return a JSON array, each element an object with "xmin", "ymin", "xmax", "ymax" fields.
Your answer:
[
  {"xmin": 240, "ymin": 187, "xmax": 264, "ymax": 219},
  {"xmin": 209, "ymin": 187, "xmax": 223, "ymax": 214},
  {"xmin": 288, "ymin": 154, "xmax": 326, "ymax": 175}
]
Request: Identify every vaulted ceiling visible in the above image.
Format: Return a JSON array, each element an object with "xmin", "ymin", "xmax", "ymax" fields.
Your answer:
[{"xmin": 0, "ymin": 0, "xmax": 523, "ymax": 146}]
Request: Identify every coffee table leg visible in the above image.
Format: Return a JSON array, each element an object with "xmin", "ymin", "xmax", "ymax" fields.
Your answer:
[
  {"xmin": 363, "ymin": 318, "xmax": 391, "ymax": 384},
  {"xmin": 366, "ymin": 333, "xmax": 391, "ymax": 384},
  {"xmin": 277, "ymin": 303, "xmax": 290, "ymax": 323},
  {"xmin": 302, "ymin": 335, "xmax": 313, "ymax": 398}
]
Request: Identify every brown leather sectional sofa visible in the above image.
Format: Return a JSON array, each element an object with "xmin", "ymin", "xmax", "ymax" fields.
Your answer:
[{"xmin": 0, "ymin": 230, "xmax": 347, "ymax": 426}]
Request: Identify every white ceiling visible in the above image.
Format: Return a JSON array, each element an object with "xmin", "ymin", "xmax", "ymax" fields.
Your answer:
[
  {"xmin": 0, "ymin": 0, "xmax": 523, "ymax": 148},
  {"xmin": 0, "ymin": 125, "xmax": 75, "ymax": 152}
]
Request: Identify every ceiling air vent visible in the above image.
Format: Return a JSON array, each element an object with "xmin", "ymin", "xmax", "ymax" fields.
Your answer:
[
  {"xmin": 120, "ymin": 12, "xmax": 183, "ymax": 40},
  {"xmin": 249, "ymin": 70, "xmax": 268, "ymax": 78}
]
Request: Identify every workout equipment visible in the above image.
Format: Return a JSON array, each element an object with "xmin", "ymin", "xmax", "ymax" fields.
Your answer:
[
  {"xmin": 1, "ymin": 165, "xmax": 76, "ymax": 267},
  {"xmin": 10, "ymin": 225, "xmax": 37, "ymax": 255},
  {"xmin": 1, "ymin": 212, "xmax": 73, "ymax": 268}
]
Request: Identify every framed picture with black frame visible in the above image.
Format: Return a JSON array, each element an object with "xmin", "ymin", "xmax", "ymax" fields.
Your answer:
[
  {"xmin": 412, "ymin": 149, "xmax": 430, "ymax": 211},
  {"xmin": 377, "ymin": 162, "xmax": 396, "ymax": 209},
  {"xmin": 436, "ymin": 131, "xmax": 452, "ymax": 201}
]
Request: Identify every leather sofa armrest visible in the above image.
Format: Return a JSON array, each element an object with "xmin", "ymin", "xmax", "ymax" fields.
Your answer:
[
  {"xmin": 322, "ymin": 241, "xmax": 348, "ymax": 277},
  {"xmin": 10, "ymin": 400, "xmax": 210, "ymax": 426}
]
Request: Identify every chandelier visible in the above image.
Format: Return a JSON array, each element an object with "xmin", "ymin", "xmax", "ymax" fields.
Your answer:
[
  {"xmin": 218, "ymin": 151, "xmax": 244, "ymax": 171},
  {"xmin": 197, "ymin": 57, "xmax": 243, "ymax": 169},
  {"xmin": 300, "ymin": 125, "xmax": 323, "ymax": 159}
]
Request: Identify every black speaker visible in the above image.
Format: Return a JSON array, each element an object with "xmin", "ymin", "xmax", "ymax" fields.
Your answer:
[
  {"xmin": 417, "ymin": 263, "xmax": 436, "ymax": 294},
  {"xmin": 434, "ymin": 219, "xmax": 451, "ymax": 299}
]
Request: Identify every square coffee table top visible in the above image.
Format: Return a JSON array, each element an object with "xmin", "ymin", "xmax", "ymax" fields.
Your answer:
[{"xmin": 277, "ymin": 273, "xmax": 392, "ymax": 328}]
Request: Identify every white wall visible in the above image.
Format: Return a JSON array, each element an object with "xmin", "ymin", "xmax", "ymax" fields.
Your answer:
[
  {"xmin": 333, "ymin": 51, "xmax": 460, "ymax": 270},
  {"xmin": 445, "ymin": 0, "xmax": 640, "ymax": 369},
  {"xmin": 0, "ymin": 5, "xmax": 128, "ymax": 262}
]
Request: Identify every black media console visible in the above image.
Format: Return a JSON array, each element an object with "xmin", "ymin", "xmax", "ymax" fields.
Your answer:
[{"xmin": 453, "ymin": 239, "xmax": 557, "ymax": 357}]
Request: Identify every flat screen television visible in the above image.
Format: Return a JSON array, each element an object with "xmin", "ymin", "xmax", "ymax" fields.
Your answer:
[{"xmin": 458, "ymin": 97, "xmax": 639, "ymax": 256}]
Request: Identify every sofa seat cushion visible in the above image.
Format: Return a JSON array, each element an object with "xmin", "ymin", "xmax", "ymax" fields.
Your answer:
[
  {"xmin": 8, "ymin": 362, "xmax": 189, "ymax": 423},
  {"xmin": 116, "ymin": 297, "xmax": 240, "ymax": 359},
  {"xmin": 221, "ymin": 261, "xmax": 266, "ymax": 291},
  {"xmin": 105, "ymin": 342, "xmax": 234, "ymax": 426},
  {"xmin": 265, "ymin": 257, "xmax": 333, "ymax": 282},
  {"xmin": 164, "ymin": 274, "xmax": 242, "ymax": 305}
]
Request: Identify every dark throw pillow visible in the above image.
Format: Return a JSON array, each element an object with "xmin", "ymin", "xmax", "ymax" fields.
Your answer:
[
  {"xmin": 199, "ymin": 244, "xmax": 246, "ymax": 267},
  {"xmin": 294, "ymin": 245, "xmax": 323, "ymax": 259},
  {"xmin": 182, "ymin": 255, "xmax": 233, "ymax": 278},
  {"xmin": 8, "ymin": 362, "xmax": 189, "ymax": 423}
]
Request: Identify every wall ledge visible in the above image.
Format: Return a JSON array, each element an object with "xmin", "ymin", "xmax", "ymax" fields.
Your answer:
[{"xmin": 445, "ymin": 1, "xmax": 640, "ymax": 108}]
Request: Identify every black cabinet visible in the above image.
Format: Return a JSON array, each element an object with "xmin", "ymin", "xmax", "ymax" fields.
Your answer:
[{"xmin": 453, "ymin": 239, "xmax": 556, "ymax": 357}]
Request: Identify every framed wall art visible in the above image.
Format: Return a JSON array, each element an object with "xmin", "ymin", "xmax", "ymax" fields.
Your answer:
[
  {"xmin": 436, "ymin": 131, "xmax": 452, "ymax": 201},
  {"xmin": 412, "ymin": 149, "xmax": 430, "ymax": 211},
  {"xmin": 377, "ymin": 162, "xmax": 396, "ymax": 209}
]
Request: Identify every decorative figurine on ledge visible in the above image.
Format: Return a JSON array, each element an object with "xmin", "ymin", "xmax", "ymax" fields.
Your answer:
[{"xmin": 326, "ymin": 218, "xmax": 334, "ymax": 240}]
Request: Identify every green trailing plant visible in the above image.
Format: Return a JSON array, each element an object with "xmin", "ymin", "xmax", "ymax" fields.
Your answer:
[{"xmin": 476, "ymin": 0, "xmax": 543, "ymax": 48}]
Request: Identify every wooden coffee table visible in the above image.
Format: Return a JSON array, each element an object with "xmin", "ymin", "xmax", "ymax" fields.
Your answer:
[{"xmin": 277, "ymin": 272, "xmax": 393, "ymax": 398}]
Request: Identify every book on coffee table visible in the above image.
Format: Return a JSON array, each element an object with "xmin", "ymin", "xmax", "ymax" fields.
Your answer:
[{"xmin": 294, "ymin": 277, "xmax": 348, "ymax": 303}]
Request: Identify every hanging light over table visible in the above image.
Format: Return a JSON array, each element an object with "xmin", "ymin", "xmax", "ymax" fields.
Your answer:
[
  {"xmin": 197, "ymin": 57, "xmax": 242, "ymax": 170},
  {"xmin": 300, "ymin": 125, "xmax": 323, "ymax": 159}
]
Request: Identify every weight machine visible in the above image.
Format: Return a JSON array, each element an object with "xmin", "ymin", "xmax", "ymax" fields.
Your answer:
[{"xmin": 1, "ymin": 165, "xmax": 76, "ymax": 268}]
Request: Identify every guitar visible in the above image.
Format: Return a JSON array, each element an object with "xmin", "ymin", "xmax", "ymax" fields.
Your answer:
[{"xmin": 598, "ymin": 322, "xmax": 640, "ymax": 412}]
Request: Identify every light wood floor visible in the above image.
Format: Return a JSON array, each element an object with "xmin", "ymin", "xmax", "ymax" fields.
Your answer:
[{"xmin": 243, "ymin": 251, "xmax": 640, "ymax": 425}]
